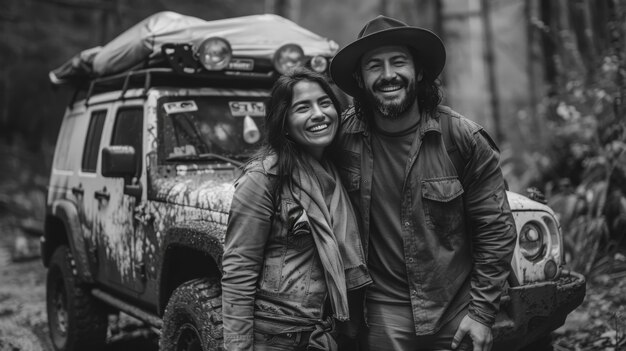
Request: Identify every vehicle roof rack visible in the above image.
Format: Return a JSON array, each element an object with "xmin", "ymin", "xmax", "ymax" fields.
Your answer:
[{"xmin": 72, "ymin": 67, "xmax": 276, "ymax": 107}]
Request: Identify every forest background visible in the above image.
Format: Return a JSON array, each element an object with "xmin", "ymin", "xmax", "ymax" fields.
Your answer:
[{"xmin": 0, "ymin": 0, "xmax": 625, "ymax": 349}]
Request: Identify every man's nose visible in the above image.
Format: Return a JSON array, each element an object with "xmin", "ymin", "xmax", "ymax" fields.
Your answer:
[{"xmin": 382, "ymin": 61, "xmax": 395, "ymax": 80}]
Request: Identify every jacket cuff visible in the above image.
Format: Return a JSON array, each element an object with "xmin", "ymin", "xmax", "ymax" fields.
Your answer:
[{"xmin": 467, "ymin": 305, "xmax": 495, "ymax": 328}]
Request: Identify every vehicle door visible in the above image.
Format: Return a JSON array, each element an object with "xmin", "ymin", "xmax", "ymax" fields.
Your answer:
[
  {"xmin": 75, "ymin": 107, "xmax": 108, "ymax": 274},
  {"xmin": 92, "ymin": 100, "xmax": 146, "ymax": 294}
]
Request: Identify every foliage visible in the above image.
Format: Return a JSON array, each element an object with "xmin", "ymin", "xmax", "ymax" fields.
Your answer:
[
  {"xmin": 503, "ymin": 1, "xmax": 626, "ymax": 275},
  {"xmin": 544, "ymin": 53, "xmax": 626, "ymax": 275}
]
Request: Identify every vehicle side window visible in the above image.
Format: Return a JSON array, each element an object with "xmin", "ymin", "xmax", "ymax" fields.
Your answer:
[
  {"xmin": 111, "ymin": 107, "xmax": 143, "ymax": 176},
  {"xmin": 81, "ymin": 110, "xmax": 107, "ymax": 173},
  {"xmin": 53, "ymin": 114, "xmax": 79, "ymax": 171}
]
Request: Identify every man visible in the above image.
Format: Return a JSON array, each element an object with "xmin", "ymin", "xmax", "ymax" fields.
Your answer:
[{"xmin": 329, "ymin": 16, "xmax": 517, "ymax": 351}]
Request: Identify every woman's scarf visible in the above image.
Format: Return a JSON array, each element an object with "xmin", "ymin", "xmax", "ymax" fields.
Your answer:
[{"xmin": 289, "ymin": 154, "xmax": 368, "ymax": 322}]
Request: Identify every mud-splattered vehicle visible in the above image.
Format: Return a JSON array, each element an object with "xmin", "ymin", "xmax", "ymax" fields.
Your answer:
[{"xmin": 42, "ymin": 11, "xmax": 584, "ymax": 351}]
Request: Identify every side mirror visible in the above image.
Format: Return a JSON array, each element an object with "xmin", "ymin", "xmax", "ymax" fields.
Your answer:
[{"xmin": 101, "ymin": 146, "xmax": 136, "ymax": 178}]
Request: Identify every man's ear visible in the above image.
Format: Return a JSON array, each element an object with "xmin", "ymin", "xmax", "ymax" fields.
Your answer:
[{"xmin": 417, "ymin": 70, "xmax": 424, "ymax": 82}]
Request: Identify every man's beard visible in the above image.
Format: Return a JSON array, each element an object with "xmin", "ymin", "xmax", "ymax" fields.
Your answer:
[{"xmin": 367, "ymin": 77, "xmax": 417, "ymax": 120}]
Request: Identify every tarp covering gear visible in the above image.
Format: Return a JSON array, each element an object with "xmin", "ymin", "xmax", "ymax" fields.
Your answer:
[{"xmin": 49, "ymin": 11, "xmax": 339, "ymax": 85}]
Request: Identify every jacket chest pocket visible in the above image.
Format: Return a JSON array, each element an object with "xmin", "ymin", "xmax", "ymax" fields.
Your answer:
[
  {"xmin": 421, "ymin": 178, "xmax": 465, "ymax": 248},
  {"xmin": 337, "ymin": 150, "xmax": 361, "ymax": 193}
]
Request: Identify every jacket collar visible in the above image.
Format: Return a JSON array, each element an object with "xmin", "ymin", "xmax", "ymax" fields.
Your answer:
[
  {"xmin": 341, "ymin": 106, "xmax": 368, "ymax": 135},
  {"xmin": 419, "ymin": 110, "xmax": 441, "ymax": 137},
  {"xmin": 243, "ymin": 152, "xmax": 279, "ymax": 176},
  {"xmin": 261, "ymin": 153, "xmax": 279, "ymax": 175}
]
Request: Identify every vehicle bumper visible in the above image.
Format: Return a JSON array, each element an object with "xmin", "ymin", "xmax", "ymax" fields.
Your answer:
[{"xmin": 493, "ymin": 270, "xmax": 586, "ymax": 350}]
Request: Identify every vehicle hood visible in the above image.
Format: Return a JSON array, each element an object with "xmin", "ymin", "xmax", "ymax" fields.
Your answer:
[{"xmin": 151, "ymin": 167, "xmax": 237, "ymax": 214}]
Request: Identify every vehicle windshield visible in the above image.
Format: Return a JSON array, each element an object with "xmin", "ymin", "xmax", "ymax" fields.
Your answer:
[{"xmin": 157, "ymin": 95, "xmax": 267, "ymax": 164}]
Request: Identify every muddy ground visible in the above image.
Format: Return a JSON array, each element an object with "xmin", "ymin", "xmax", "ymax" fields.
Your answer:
[
  {"xmin": 0, "ymin": 217, "xmax": 625, "ymax": 351},
  {"xmin": 0, "ymin": 218, "xmax": 159, "ymax": 351}
]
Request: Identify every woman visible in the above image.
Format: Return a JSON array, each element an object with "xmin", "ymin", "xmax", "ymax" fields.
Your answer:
[{"xmin": 221, "ymin": 68, "xmax": 370, "ymax": 351}]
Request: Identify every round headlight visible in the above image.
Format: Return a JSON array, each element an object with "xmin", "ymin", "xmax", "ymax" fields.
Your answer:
[
  {"xmin": 310, "ymin": 55, "xmax": 328, "ymax": 73},
  {"xmin": 519, "ymin": 222, "xmax": 546, "ymax": 261},
  {"xmin": 196, "ymin": 37, "xmax": 232, "ymax": 71},
  {"xmin": 273, "ymin": 44, "xmax": 305, "ymax": 74}
]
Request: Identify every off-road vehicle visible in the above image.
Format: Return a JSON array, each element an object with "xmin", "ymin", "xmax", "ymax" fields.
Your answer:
[{"xmin": 43, "ymin": 12, "xmax": 585, "ymax": 351}]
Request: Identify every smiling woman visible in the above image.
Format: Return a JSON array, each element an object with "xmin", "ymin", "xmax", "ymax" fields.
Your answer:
[
  {"xmin": 221, "ymin": 68, "xmax": 371, "ymax": 351},
  {"xmin": 285, "ymin": 80, "xmax": 339, "ymax": 160}
]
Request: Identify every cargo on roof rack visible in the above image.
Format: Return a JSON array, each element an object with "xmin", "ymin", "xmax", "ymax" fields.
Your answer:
[{"xmin": 49, "ymin": 11, "xmax": 339, "ymax": 87}]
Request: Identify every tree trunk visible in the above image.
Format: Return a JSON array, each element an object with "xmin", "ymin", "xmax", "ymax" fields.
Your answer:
[
  {"xmin": 610, "ymin": 0, "xmax": 626, "ymax": 119},
  {"xmin": 480, "ymin": 0, "xmax": 503, "ymax": 143}
]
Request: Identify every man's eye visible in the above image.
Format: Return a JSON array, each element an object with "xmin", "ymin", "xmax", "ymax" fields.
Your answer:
[
  {"xmin": 366, "ymin": 63, "xmax": 381, "ymax": 70},
  {"xmin": 393, "ymin": 60, "xmax": 407, "ymax": 66}
]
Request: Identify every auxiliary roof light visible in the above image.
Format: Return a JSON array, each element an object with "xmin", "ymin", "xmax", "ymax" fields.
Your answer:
[
  {"xmin": 273, "ymin": 44, "xmax": 305, "ymax": 74},
  {"xmin": 310, "ymin": 55, "xmax": 328, "ymax": 73},
  {"xmin": 196, "ymin": 37, "xmax": 232, "ymax": 71}
]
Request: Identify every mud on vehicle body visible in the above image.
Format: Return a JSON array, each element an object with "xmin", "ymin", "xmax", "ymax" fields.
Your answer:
[{"xmin": 42, "ymin": 11, "xmax": 584, "ymax": 351}]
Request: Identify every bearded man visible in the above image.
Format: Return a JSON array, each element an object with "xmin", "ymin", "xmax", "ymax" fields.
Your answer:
[{"xmin": 329, "ymin": 16, "xmax": 517, "ymax": 351}]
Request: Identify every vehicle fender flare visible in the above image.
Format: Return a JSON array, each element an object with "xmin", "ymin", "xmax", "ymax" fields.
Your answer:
[
  {"xmin": 157, "ymin": 221, "xmax": 225, "ymax": 315},
  {"xmin": 48, "ymin": 199, "xmax": 94, "ymax": 282}
]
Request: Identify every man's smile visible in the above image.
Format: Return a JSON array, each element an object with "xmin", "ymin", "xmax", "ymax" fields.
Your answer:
[
  {"xmin": 377, "ymin": 84, "xmax": 403, "ymax": 93},
  {"xmin": 374, "ymin": 77, "xmax": 407, "ymax": 96}
]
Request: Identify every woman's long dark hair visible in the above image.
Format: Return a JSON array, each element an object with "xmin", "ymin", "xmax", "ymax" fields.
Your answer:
[{"xmin": 244, "ymin": 67, "xmax": 342, "ymax": 197}]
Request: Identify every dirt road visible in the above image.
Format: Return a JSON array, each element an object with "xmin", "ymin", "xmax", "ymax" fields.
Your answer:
[
  {"xmin": 0, "ymin": 231, "xmax": 50, "ymax": 351},
  {"xmin": 0, "ymin": 220, "xmax": 158, "ymax": 351}
]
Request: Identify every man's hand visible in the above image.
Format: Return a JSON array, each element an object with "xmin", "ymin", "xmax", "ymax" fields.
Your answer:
[{"xmin": 451, "ymin": 315, "xmax": 493, "ymax": 351}]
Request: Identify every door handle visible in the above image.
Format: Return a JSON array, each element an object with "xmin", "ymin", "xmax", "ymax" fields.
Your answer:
[
  {"xmin": 71, "ymin": 186, "xmax": 84, "ymax": 196},
  {"xmin": 94, "ymin": 187, "xmax": 110, "ymax": 201}
]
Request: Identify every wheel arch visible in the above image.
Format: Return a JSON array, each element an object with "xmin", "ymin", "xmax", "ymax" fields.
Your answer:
[
  {"xmin": 157, "ymin": 223, "xmax": 224, "ymax": 315},
  {"xmin": 44, "ymin": 200, "xmax": 94, "ymax": 282}
]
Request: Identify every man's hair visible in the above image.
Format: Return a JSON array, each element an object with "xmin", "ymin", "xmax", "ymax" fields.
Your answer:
[
  {"xmin": 353, "ymin": 49, "xmax": 443, "ymax": 121},
  {"xmin": 244, "ymin": 67, "xmax": 342, "ymax": 196}
]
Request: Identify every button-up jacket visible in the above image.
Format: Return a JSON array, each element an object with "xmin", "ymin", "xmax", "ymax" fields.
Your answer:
[
  {"xmin": 334, "ymin": 105, "xmax": 516, "ymax": 335},
  {"xmin": 222, "ymin": 156, "xmax": 370, "ymax": 350}
]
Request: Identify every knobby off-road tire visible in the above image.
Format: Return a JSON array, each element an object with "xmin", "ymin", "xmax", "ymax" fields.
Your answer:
[
  {"xmin": 46, "ymin": 245, "xmax": 108, "ymax": 351},
  {"xmin": 160, "ymin": 278, "xmax": 224, "ymax": 351}
]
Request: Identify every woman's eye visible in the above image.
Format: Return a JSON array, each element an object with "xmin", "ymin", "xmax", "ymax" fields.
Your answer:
[
  {"xmin": 319, "ymin": 100, "xmax": 332, "ymax": 108},
  {"xmin": 294, "ymin": 105, "xmax": 309, "ymax": 113}
]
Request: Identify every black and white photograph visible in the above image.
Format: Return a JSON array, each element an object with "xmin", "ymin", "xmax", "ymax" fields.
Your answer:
[{"xmin": 0, "ymin": 1, "xmax": 624, "ymax": 350}]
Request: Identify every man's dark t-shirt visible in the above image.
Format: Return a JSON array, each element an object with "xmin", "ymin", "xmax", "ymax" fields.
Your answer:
[{"xmin": 367, "ymin": 122, "xmax": 418, "ymax": 304}]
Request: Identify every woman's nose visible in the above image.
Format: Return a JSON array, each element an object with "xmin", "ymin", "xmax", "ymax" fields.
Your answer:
[{"xmin": 310, "ymin": 105, "xmax": 325, "ymax": 120}]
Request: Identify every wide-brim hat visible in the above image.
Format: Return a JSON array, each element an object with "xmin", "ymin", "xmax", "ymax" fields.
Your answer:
[{"xmin": 330, "ymin": 15, "xmax": 446, "ymax": 97}]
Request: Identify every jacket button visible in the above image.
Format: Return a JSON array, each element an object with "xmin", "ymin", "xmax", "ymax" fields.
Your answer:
[
  {"xmin": 404, "ymin": 221, "xmax": 410, "ymax": 227},
  {"xmin": 408, "ymin": 258, "xmax": 414, "ymax": 263}
]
